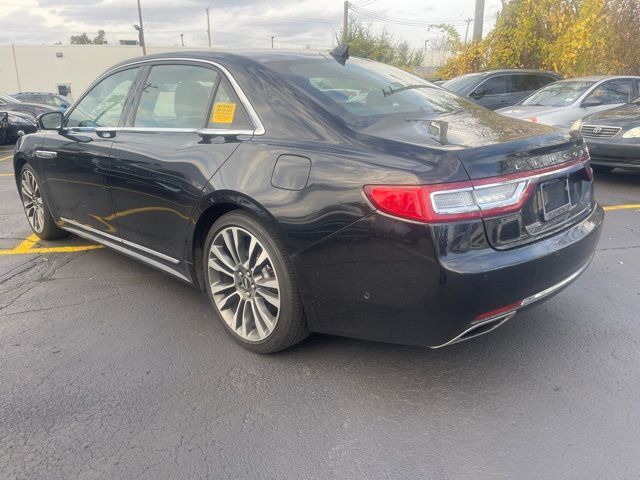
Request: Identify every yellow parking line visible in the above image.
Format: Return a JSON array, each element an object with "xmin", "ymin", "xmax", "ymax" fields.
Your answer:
[
  {"xmin": 0, "ymin": 233, "xmax": 104, "ymax": 256},
  {"xmin": 0, "ymin": 173, "xmax": 13, "ymax": 177},
  {"xmin": 0, "ymin": 155, "xmax": 12, "ymax": 162},
  {"xmin": 603, "ymin": 204, "xmax": 640, "ymax": 212}
]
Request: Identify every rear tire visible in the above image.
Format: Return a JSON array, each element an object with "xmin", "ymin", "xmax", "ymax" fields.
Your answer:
[
  {"xmin": 203, "ymin": 211, "xmax": 309, "ymax": 353},
  {"xmin": 591, "ymin": 165, "xmax": 614, "ymax": 173},
  {"xmin": 19, "ymin": 164, "xmax": 67, "ymax": 240}
]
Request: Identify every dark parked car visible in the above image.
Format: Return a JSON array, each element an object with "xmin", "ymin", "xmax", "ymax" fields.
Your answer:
[
  {"xmin": 12, "ymin": 92, "xmax": 72, "ymax": 111},
  {"xmin": 442, "ymin": 69, "xmax": 561, "ymax": 110},
  {"xmin": 0, "ymin": 92, "xmax": 56, "ymax": 118},
  {"xmin": 573, "ymin": 97, "xmax": 640, "ymax": 172},
  {"xmin": 12, "ymin": 51, "xmax": 603, "ymax": 352},
  {"xmin": 0, "ymin": 110, "xmax": 37, "ymax": 145}
]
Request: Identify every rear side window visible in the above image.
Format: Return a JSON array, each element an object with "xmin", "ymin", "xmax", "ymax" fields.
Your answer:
[
  {"xmin": 134, "ymin": 64, "xmax": 218, "ymax": 128},
  {"xmin": 207, "ymin": 78, "xmax": 253, "ymax": 130},
  {"xmin": 509, "ymin": 74, "xmax": 539, "ymax": 93},
  {"xmin": 535, "ymin": 75, "xmax": 556, "ymax": 89},
  {"xmin": 67, "ymin": 68, "xmax": 139, "ymax": 128},
  {"xmin": 473, "ymin": 76, "xmax": 507, "ymax": 95}
]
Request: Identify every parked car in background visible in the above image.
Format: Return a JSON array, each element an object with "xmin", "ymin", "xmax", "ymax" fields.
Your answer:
[
  {"xmin": 0, "ymin": 110, "xmax": 38, "ymax": 145},
  {"xmin": 12, "ymin": 51, "xmax": 602, "ymax": 352},
  {"xmin": 0, "ymin": 92, "xmax": 56, "ymax": 117},
  {"xmin": 442, "ymin": 69, "xmax": 560, "ymax": 110},
  {"xmin": 571, "ymin": 97, "xmax": 640, "ymax": 172},
  {"xmin": 497, "ymin": 76, "xmax": 640, "ymax": 128},
  {"xmin": 12, "ymin": 92, "xmax": 72, "ymax": 111}
]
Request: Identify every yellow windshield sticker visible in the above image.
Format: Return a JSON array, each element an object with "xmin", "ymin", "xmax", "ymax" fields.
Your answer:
[{"xmin": 212, "ymin": 103, "xmax": 236, "ymax": 124}]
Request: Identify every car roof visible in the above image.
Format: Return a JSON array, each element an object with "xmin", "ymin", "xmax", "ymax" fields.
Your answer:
[
  {"xmin": 556, "ymin": 75, "xmax": 640, "ymax": 82},
  {"xmin": 111, "ymin": 49, "xmax": 335, "ymax": 71},
  {"xmin": 15, "ymin": 92, "xmax": 62, "ymax": 95},
  {"xmin": 479, "ymin": 69, "xmax": 559, "ymax": 75}
]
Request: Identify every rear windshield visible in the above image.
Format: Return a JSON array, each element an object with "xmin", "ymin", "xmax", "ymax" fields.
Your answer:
[
  {"xmin": 521, "ymin": 81, "xmax": 594, "ymax": 107},
  {"xmin": 442, "ymin": 73, "xmax": 484, "ymax": 94},
  {"xmin": 267, "ymin": 57, "xmax": 473, "ymax": 127}
]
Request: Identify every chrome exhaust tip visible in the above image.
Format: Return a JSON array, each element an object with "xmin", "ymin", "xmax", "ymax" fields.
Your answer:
[{"xmin": 431, "ymin": 311, "xmax": 517, "ymax": 349}]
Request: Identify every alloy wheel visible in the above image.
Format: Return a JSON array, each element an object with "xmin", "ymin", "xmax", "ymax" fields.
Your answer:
[
  {"xmin": 207, "ymin": 226, "xmax": 280, "ymax": 342},
  {"xmin": 20, "ymin": 169, "xmax": 45, "ymax": 234}
]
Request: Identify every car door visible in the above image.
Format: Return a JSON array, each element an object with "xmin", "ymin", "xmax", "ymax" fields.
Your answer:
[
  {"xmin": 469, "ymin": 75, "xmax": 509, "ymax": 110},
  {"xmin": 507, "ymin": 74, "xmax": 539, "ymax": 107},
  {"xmin": 39, "ymin": 66, "xmax": 141, "ymax": 235},
  {"xmin": 109, "ymin": 61, "xmax": 256, "ymax": 264}
]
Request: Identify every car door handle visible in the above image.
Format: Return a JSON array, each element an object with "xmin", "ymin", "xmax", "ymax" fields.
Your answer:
[
  {"xmin": 35, "ymin": 150, "xmax": 57, "ymax": 159},
  {"xmin": 96, "ymin": 128, "xmax": 116, "ymax": 139}
]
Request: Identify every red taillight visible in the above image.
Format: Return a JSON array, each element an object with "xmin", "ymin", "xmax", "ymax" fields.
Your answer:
[
  {"xmin": 364, "ymin": 156, "xmax": 589, "ymax": 224},
  {"xmin": 362, "ymin": 185, "xmax": 428, "ymax": 222}
]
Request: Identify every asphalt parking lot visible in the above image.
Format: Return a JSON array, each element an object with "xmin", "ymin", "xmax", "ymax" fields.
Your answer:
[{"xmin": 0, "ymin": 142, "xmax": 639, "ymax": 480}]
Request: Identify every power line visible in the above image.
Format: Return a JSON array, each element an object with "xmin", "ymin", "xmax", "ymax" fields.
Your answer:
[{"xmin": 350, "ymin": 5, "xmax": 497, "ymax": 28}]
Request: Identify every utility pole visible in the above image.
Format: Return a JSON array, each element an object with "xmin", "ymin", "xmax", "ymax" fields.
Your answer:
[
  {"xmin": 180, "ymin": 34, "xmax": 184, "ymax": 47},
  {"xmin": 464, "ymin": 17, "xmax": 473, "ymax": 44},
  {"xmin": 136, "ymin": 0, "xmax": 146, "ymax": 55},
  {"xmin": 206, "ymin": 7, "xmax": 212, "ymax": 47},
  {"xmin": 342, "ymin": 1, "xmax": 349, "ymax": 45},
  {"xmin": 472, "ymin": 0, "xmax": 485, "ymax": 42},
  {"xmin": 271, "ymin": 36, "xmax": 274, "ymax": 48}
]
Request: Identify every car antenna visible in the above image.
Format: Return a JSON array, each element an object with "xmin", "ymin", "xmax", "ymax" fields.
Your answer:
[{"xmin": 329, "ymin": 44, "xmax": 349, "ymax": 65}]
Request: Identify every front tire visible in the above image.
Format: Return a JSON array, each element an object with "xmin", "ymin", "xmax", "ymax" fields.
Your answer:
[
  {"xmin": 203, "ymin": 211, "xmax": 309, "ymax": 353},
  {"xmin": 19, "ymin": 164, "xmax": 66, "ymax": 240}
]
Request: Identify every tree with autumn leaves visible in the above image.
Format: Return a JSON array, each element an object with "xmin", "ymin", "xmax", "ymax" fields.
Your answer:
[{"xmin": 439, "ymin": 0, "xmax": 640, "ymax": 78}]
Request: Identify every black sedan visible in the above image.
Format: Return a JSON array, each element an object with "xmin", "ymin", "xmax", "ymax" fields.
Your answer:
[
  {"xmin": 11, "ymin": 50, "xmax": 603, "ymax": 352},
  {"xmin": 575, "ymin": 99, "xmax": 640, "ymax": 171},
  {"xmin": 0, "ymin": 110, "xmax": 37, "ymax": 145}
]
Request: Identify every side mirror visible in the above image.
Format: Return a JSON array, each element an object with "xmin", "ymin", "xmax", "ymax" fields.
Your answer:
[
  {"xmin": 582, "ymin": 97, "xmax": 604, "ymax": 108},
  {"xmin": 38, "ymin": 111, "xmax": 63, "ymax": 130},
  {"xmin": 471, "ymin": 88, "xmax": 487, "ymax": 100}
]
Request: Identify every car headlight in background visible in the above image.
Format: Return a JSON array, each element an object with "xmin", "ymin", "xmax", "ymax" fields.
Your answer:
[
  {"xmin": 622, "ymin": 127, "xmax": 640, "ymax": 138},
  {"xmin": 571, "ymin": 119, "xmax": 583, "ymax": 131}
]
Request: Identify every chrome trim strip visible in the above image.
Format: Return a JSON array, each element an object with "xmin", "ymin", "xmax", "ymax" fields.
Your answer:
[
  {"xmin": 60, "ymin": 217, "xmax": 180, "ymax": 264},
  {"xmin": 65, "ymin": 126, "xmax": 255, "ymax": 136},
  {"xmin": 521, "ymin": 258, "xmax": 591, "ymax": 306},
  {"xmin": 98, "ymin": 57, "xmax": 265, "ymax": 136},
  {"xmin": 35, "ymin": 150, "xmax": 57, "ymax": 159},
  {"xmin": 60, "ymin": 225, "xmax": 190, "ymax": 283}
]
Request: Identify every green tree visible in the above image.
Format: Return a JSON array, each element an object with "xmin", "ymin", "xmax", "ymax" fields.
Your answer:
[
  {"xmin": 70, "ymin": 33, "xmax": 92, "ymax": 45},
  {"xmin": 337, "ymin": 18, "xmax": 424, "ymax": 68},
  {"xmin": 93, "ymin": 30, "xmax": 107, "ymax": 45}
]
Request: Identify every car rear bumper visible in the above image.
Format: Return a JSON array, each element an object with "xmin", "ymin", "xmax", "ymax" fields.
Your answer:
[
  {"xmin": 586, "ymin": 138, "xmax": 640, "ymax": 169},
  {"xmin": 297, "ymin": 204, "xmax": 604, "ymax": 347}
]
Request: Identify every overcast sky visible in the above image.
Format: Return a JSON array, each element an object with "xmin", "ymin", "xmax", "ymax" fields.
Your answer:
[{"xmin": 0, "ymin": 0, "xmax": 502, "ymax": 51}]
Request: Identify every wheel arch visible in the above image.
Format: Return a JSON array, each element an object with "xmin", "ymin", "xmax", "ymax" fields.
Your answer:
[
  {"xmin": 188, "ymin": 190, "xmax": 286, "ymax": 290},
  {"xmin": 13, "ymin": 154, "xmax": 28, "ymax": 189}
]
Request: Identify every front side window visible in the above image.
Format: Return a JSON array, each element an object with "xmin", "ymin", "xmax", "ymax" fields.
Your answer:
[
  {"xmin": 133, "ymin": 64, "xmax": 218, "ymax": 128},
  {"xmin": 474, "ymin": 76, "xmax": 507, "ymax": 96},
  {"xmin": 67, "ymin": 68, "xmax": 138, "ymax": 128},
  {"xmin": 586, "ymin": 79, "xmax": 633, "ymax": 105}
]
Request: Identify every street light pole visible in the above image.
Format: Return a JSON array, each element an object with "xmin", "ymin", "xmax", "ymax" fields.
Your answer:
[
  {"xmin": 206, "ymin": 7, "xmax": 212, "ymax": 47},
  {"xmin": 180, "ymin": 34, "xmax": 184, "ymax": 47},
  {"xmin": 271, "ymin": 36, "xmax": 274, "ymax": 48},
  {"xmin": 136, "ymin": 0, "xmax": 146, "ymax": 55}
]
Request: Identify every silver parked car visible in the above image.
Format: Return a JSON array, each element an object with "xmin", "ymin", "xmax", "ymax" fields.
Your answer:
[{"xmin": 497, "ymin": 76, "xmax": 640, "ymax": 128}]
